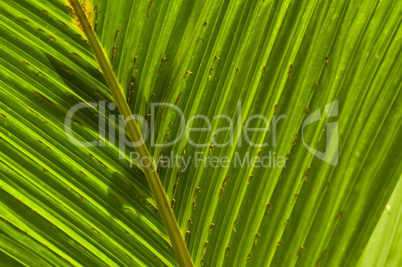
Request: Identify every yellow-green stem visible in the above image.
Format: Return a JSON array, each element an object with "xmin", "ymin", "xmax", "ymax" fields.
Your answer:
[{"xmin": 69, "ymin": 1, "xmax": 193, "ymax": 266}]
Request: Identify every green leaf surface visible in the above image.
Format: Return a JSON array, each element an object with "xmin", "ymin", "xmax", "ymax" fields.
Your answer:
[{"xmin": 0, "ymin": 0, "xmax": 401, "ymax": 266}]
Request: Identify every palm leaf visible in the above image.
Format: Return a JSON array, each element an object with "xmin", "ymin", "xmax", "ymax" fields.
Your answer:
[{"xmin": 0, "ymin": 0, "xmax": 401, "ymax": 266}]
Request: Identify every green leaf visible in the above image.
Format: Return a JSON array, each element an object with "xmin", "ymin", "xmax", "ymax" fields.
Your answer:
[
  {"xmin": 357, "ymin": 175, "xmax": 402, "ymax": 267},
  {"xmin": 0, "ymin": 0, "xmax": 401, "ymax": 266}
]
